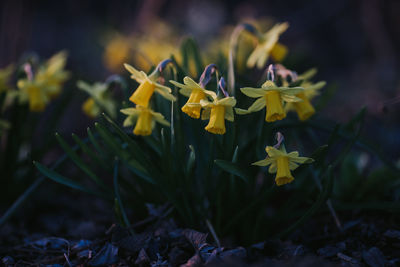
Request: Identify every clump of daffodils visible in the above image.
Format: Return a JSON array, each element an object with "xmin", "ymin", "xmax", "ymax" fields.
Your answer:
[
  {"xmin": 78, "ymin": 80, "xmax": 117, "ymax": 119},
  {"xmin": 120, "ymin": 60, "xmax": 175, "ymax": 136},
  {"xmin": 171, "ymin": 64, "xmax": 237, "ymax": 135},
  {"xmin": 16, "ymin": 51, "xmax": 69, "ymax": 112},
  {"xmin": 253, "ymin": 133, "xmax": 314, "ymax": 186}
]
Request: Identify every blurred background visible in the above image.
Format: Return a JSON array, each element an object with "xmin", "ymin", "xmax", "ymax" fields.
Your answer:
[{"xmin": 0, "ymin": 0, "xmax": 399, "ymax": 159}]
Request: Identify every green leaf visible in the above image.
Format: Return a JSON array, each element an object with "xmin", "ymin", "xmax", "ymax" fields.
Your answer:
[
  {"xmin": 71, "ymin": 133, "xmax": 111, "ymax": 171},
  {"xmin": 102, "ymin": 113, "xmax": 150, "ymax": 167},
  {"xmin": 113, "ymin": 158, "xmax": 134, "ymax": 233},
  {"xmin": 180, "ymin": 37, "xmax": 203, "ymax": 77},
  {"xmin": 186, "ymin": 145, "xmax": 196, "ymax": 176},
  {"xmin": 94, "ymin": 122, "xmax": 154, "ymax": 184},
  {"xmin": 214, "ymin": 159, "xmax": 249, "ymax": 182},
  {"xmin": 34, "ymin": 161, "xmax": 110, "ymax": 199},
  {"xmin": 55, "ymin": 133, "xmax": 108, "ymax": 191}
]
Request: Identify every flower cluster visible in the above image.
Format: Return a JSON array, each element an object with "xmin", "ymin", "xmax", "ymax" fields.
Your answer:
[
  {"xmin": 120, "ymin": 61, "xmax": 175, "ymax": 136},
  {"xmin": 116, "ymin": 21, "xmax": 322, "ymax": 185},
  {"xmin": 15, "ymin": 51, "xmax": 70, "ymax": 112}
]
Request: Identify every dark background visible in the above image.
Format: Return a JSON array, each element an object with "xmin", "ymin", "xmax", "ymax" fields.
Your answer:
[{"xmin": 0, "ymin": 0, "xmax": 399, "ymax": 158}]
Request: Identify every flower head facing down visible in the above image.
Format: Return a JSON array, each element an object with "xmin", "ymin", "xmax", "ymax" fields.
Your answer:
[
  {"xmin": 252, "ymin": 141, "xmax": 314, "ymax": 186},
  {"xmin": 120, "ymin": 105, "xmax": 170, "ymax": 136},
  {"xmin": 236, "ymin": 79, "xmax": 303, "ymax": 122},
  {"xmin": 247, "ymin": 22, "xmax": 289, "ymax": 69},
  {"xmin": 77, "ymin": 80, "xmax": 117, "ymax": 119},
  {"xmin": 16, "ymin": 52, "xmax": 69, "ymax": 112},
  {"xmin": 170, "ymin": 64, "xmax": 218, "ymax": 119},
  {"xmin": 124, "ymin": 63, "xmax": 176, "ymax": 108},
  {"xmin": 200, "ymin": 78, "xmax": 236, "ymax": 135},
  {"xmin": 284, "ymin": 68, "xmax": 326, "ymax": 121}
]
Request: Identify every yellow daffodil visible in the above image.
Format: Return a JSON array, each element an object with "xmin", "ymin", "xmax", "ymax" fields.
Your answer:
[
  {"xmin": 0, "ymin": 64, "xmax": 14, "ymax": 93},
  {"xmin": 77, "ymin": 80, "xmax": 117, "ymax": 119},
  {"xmin": 120, "ymin": 105, "xmax": 170, "ymax": 136},
  {"xmin": 16, "ymin": 52, "xmax": 69, "ymax": 112},
  {"xmin": 103, "ymin": 35, "xmax": 131, "ymax": 73},
  {"xmin": 200, "ymin": 95, "xmax": 236, "ymax": 135},
  {"xmin": 124, "ymin": 63, "xmax": 176, "ymax": 108},
  {"xmin": 170, "ymin": 77, "xmax": 217, "ymax": 119},
  {"xmin": 284, "ymin": 69, "xmax": 326, "ymax": 121},
  {"xmin": 35, "ymin": 51, "xmax": 70, "ymax": 99},
  {"xmin": 236, "ymin": 80, "xmax": 303, "ymax": 122},
  {"xmin": 253, "ymin": 145, "xmax": 314, "ymax": 186},
  {"xmin": 247, "ymin": 22, "xmax": 289, "ymax": 69}
]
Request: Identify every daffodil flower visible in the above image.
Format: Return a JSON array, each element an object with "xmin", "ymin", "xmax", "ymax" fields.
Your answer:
[
  {"xmin": 77, "ymin": 80, "xmax": 117, "ymax": 119},
  {"xmin": 120, "ymin": 106, "xmax": 170, "ymax": 136},
  {"xmin": 0, "ymin": 64, "xmax": 14, "ymax": 93},
  {"xmin": 199, "ymin": 78, "xmax": 236, "ymax": 135},
  {"xmin": 253, "ymin": 145, "xmax": 314, "ymax": 186},
  {"xmin": 236, "ymin": 80, "xmax": 303, "ymax": 122},
  {"xmin": 16, "ymin": 52, "xmax": 69, "ymax": 112},
  {"xmin": 35, "ymin": 51, "xmax": 70, "ymax": 99},
  {"xmin": 284, "ymin": 68, "xmax": 326, "ymax": 121},
  {"xmin": 247, "ymin": 22, "xmax": 289, "ymax": 69},
  {"xmin": 170, "ymin": 77, "xmax": 216, "ymax": 119},
  {"xmin": 124, "ymin": 63, "xmax": 176, "ymax": 107}
]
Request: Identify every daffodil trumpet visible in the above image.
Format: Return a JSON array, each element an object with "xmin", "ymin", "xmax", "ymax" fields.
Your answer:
[
  {"xmin": 120, "ymin": 105, "xmax": 170, "ymax": 136},
  {"xmin": 252, "ymin": 133, "xmax": 314, "ymax": 186},
  {"xmin": 124, "ymin": 60, "xmax": 176, "ymax": 108},
  {"xmin": 170, "ymin": 64, "xmax": 218, "ymax": 119}
]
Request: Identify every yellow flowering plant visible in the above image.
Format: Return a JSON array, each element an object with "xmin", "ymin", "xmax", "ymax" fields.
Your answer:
[
  {"xmin": 120, "ymin": 106, "xmax": 170, "ymax": 136},
  {"xmin": 16, "ymin": 51, "xmax": 69, "ymax": 112},
  {"xmin": 236, "ymin": 65, "xmax": 303, "ymax": 122},
  {"xmin": 16, "ymin": 19, "xmax": 397, "ymax": 249},
  {"xmin": 252, "ymin": 132, "xmax": 314, "ymax": 186}
]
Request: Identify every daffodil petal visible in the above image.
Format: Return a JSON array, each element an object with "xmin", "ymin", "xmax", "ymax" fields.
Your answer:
[
  {"xmin": 123, "ymin": 115, "xmax": 137, "ymax": 127},
  {"xmin": 248, "ymin": 97, "xmax": 266, "ymax": 112},
  {"xmin": 120, "ymin": 107, "xmax": 140, "ymax": 116},
  {"xmin": 151, "ymin": 111, "xmax": 171, "ymax": 126},
  {"xmin": 124, "ymin": 63, "xmax": 146, "ymax": 83},
  {"xmin": 240, "ymin": 87, "xmax": 266, "ymax": 98},
  {"xmin": 252, "ymin": 158, "xmax": 274, "ymax": 166},
  {"xmin": 179, "ymin": 87, "xmax": 192, "ymax": 97},
  {"xmin": 268, "ymin": 162, "xmax": 277, "ymax": 173},
  {"xmin": 225, "ymin": 107, "xmax": 234, "ymax": 122},
  {"xmin": 266, "ymin": 146, "xmax": 286, "ymax": 158},
  {"xmin": 234, "ymin": 108, "xmax": 250, "ymax": 115},
  {"xmin": 155, "ymin": 87, "xmax": 176, "ymax": 101},
  {"xmin": 183, "ymin": 76, "xmax": 203, "ymax": 90},
  {"xmin": 218, "ymin": 97, "xmax": 237, "ymax": 107}
]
